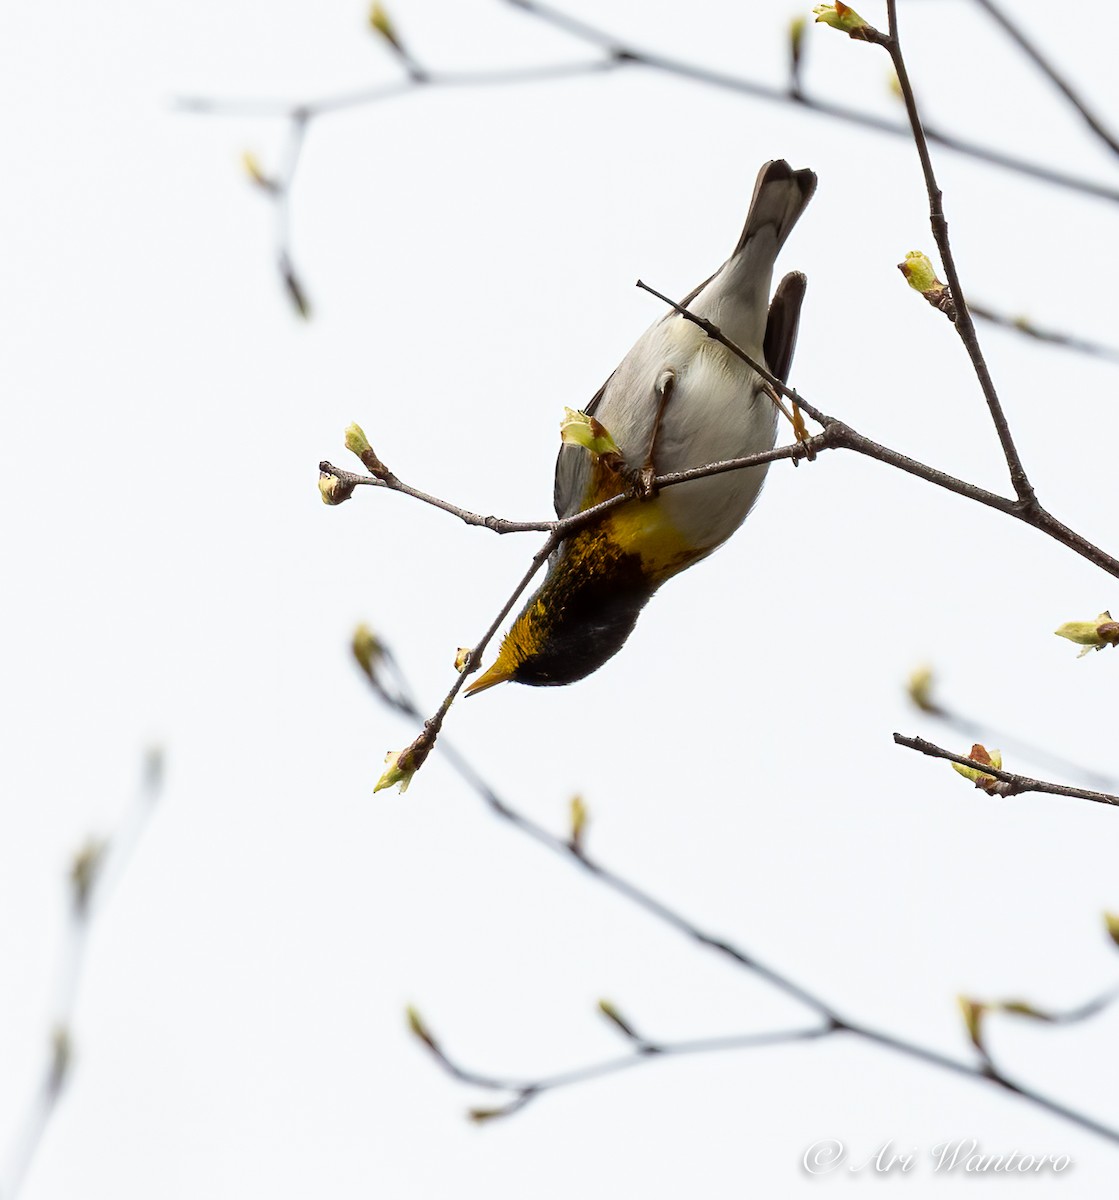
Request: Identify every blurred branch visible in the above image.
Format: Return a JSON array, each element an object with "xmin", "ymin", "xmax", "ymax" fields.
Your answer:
[
  {"xmin": 971, "ymin": 0, "xmax": 1119, "ymax": 159},
  {"xmin": 893, "ymin": 733, "xmax": 1119, "ymax": 807},
  {"xmin": 971, "ymin": 304, "xmax": 1119, "ymax": 364},
  {"xmin": 501, "ymin": 0, "xmax": 1119, "ymax": 201},
  {"xmin": 0, "ymin": 751, "xmax": 164, "ymax": 1200},
  {"xmin": 358, "ymin": 637, "xmax": 1119, "ymax": 1141},
  {"xmin": 182, "ymin": 2, "xmax": 1119, "ymax": 327},
  {"xmin": 413, "ymin": 1016, "xmax": 832, "ymax": 1122},
  {"xmin": 179, "ymin": 58, "xmax": 620, "ymax": 316}
]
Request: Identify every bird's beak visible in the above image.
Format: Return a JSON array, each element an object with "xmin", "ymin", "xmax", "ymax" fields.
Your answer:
[{"xmin": 464, "ymin": 660, "xmax": 513, "ymax": 697}]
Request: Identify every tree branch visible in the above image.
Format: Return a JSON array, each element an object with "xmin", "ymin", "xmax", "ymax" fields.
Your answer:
[
  {"xmin": 907, "ymin": 667, "xmax": 1119, "ymax": 793},
  {"xmin": 884, "ymin": 0, "xmax": 1035, "ymax": 507},
  {"xmin": 633, "ymin": 281, "xmax": 1119, "ymax": 578},
  {"xmin": 893, "ymin": 733, "xmax": 1119, "ymax": 808}
]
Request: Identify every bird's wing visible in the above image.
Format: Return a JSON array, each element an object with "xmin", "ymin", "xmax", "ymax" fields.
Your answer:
[
  {"xmin": 763, "ymin": 271, "xmax": 807, "ymax": 384},
  {"xmin": 553, "ymin": 372, "xmax": 612, "ymax": 519}
]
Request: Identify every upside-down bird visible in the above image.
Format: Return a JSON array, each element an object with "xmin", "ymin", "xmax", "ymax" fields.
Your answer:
[{"xmin": 467, "ymin": 159, "xmax": 817, "ymax": 694}]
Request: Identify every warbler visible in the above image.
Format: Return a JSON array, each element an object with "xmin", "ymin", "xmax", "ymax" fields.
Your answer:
[{"xmin": 467, "ymin": 159, "xmax": 816, "ymax": 694}]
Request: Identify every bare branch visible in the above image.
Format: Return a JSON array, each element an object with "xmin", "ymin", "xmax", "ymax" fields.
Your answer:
[
  {"xmin": 906, "ymin": 668, "xmax": 1119, "ymax": 793},
  {"xmin": 884, "ymin": 0, "xmax": 1035, "ymax": 507},
  {"xmin": 633, "ymin": 281, "xmax": 1119, "ymax": 579},
  {"xmin": 319, "ymin": 431, "xmax": 823, "ymax": 538},
  {"xmin": 184, "ymin": 2, "xmax": 1119, "ymax": 333}
]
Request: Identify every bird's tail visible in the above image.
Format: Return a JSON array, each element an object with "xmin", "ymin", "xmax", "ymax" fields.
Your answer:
[{"xmin": 732, "ymin": 159, "xmax": 817, "ymax": 259}]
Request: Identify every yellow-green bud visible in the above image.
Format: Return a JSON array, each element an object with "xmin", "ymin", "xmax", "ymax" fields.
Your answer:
[
  {"xmin": 241, "ymin": 150, "xmax": 276, "ymax": 192},
  {"xmin": 344, "ymin": 422, "xmax": 389, "ymax": 477},
  {"xmin": 467, "ymin": 1106, "xmax": 507, "ymax": 1123},
  {"xmin": 369, "ymin": 2, "xmax": 405, "ymax": 53},
  {"xmin": 899, "ymin": 251, "xmax": 956, "ymax": 321},
  {"xmin": 906, "ymin": 665, "xmax": 938, "ymax": 714},
  {"xmin": 1055, "ymin": 612, "xmax": 1118, "ymax": 656},
  {"xmin": 813, "ymin": 3, "xmax": 872, "ymax": 35},
  {"xmin": 70, "ymin": 838, "xmax": 106, "ymax": 914},
  {"xmin": 569, "ymin": 793, "xmax": 588, "ymax": 851},
  {"xmin": 899, "ymin": 251, "xmax": 938, "ymax": 294},
  {"xmin": 318, "ymin": 471, "xmax": 354, "ymax": 505},
  {"xmin": 597, "ymin": 998, "xmax": 639, "ymax": 1040},
  {"xmin": 560, "ymin": 408, "xmax": 622, "ymax": 458},
  {"xmin": 950, "ymin": 744, "xmax": 1004, "ymax": 792},
  {"xmin": 957, "ymin": 996, "xmax": 987, "ymax": 1054},
  {"xmin": 789, "ymin": 16, "xmax": 807, "ymax": 75},
  {"xmin": 405, "ymin": 1004, "xmax": 437, "ymax": 1050},
  {"xmin": 352, "ymin": 624, "xmax": 383, "ymax": 683},
  {"xmin": 1104, "ymin": 911, "xmax": 1119, "ymax": 948},
  {"xmin": 374, "ymin": 749, "xmax": 416, "ymax": 795},
  {"xmin": 345, "ymin": 423, "xmax": 372, "ymax": 460},
  {"xmin": 454, "ymin": 647, "xmax": 471, "ymax": 674},
  {"xmin": 49, "ymin": 1026, "xmax": 72, "ymax": 1094},
  {"xmin": 998, "ymin": 1000, "xmax": 1052, "ymax": 1021}
]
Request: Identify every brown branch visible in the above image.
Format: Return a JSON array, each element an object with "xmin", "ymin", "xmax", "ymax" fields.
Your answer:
[
  {"xmin": 893, "ymin": 733, "xmax": 1119, "ymax": 808},
  {"xmin": 883, "ymin": 0, "xmax": 1035, "ymax": 508},
  {"xmin": 633, "ymin": 281, "xmax": 1119, "ymax": 579},
  {"xmin": 319, "ymin": 431, "xmax": 823, "ymax": 537},
  {"xmin": 907, "ymin": 670, "xmax": 1119, "ymax": 793}
]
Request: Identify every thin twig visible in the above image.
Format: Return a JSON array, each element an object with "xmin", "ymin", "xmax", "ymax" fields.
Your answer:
[
  {"xmin": 633, "ymin": 281, "xmax": 1119, "ymax": 578},
  {"xmin": 910, "ymin": 683, "xmax": 1119, "ymax": 793},
  {"xmin": 884, "ymin": 0, "xmax": 1035, "ymax": 508},
  {"xmin": 319, "ymin": 432, "xmax": 822, "ymax": 536},
  {"xmin": 893, "ymin": 733, "xmax": 1119, "ymax": 807}
]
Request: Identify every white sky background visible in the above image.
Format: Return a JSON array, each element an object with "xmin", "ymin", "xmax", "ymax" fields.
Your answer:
[{"xmin": 2, "ymin": 0, "xmax": 1118, "ymax": 1195}]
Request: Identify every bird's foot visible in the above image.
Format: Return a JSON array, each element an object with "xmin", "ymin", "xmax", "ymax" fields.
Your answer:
[{"xmin": 634, "ymin": 464, "xmax": 658, "ymax": 500}]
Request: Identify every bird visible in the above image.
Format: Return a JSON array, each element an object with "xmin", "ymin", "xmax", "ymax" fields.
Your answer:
[{"xmin": 466, "ymin": 159, "xmax": 817, "ymax": 695}]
